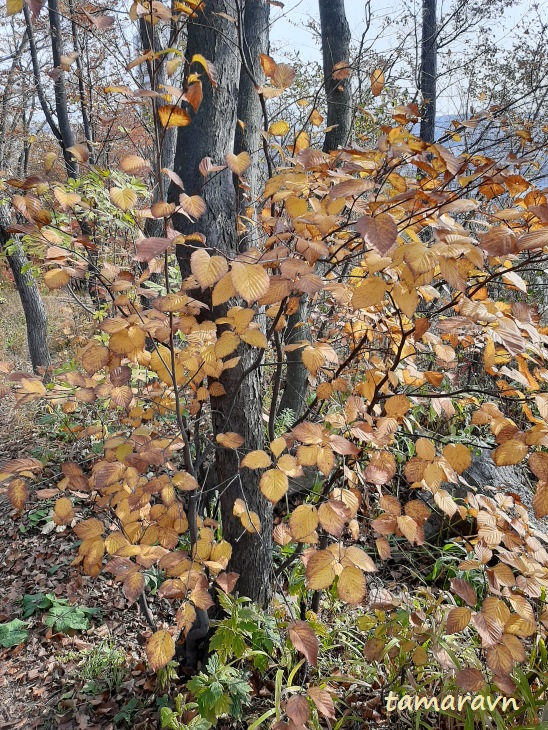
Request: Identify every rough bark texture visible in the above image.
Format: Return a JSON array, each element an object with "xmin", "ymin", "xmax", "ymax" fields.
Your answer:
[
  {"xmin": 419, "ymin": 0, "xmax": 437, "ymax": 143},
  {"xmin": 0, "ymin": 32, "xmax": 28, "ymax": 172},
  {"xmin": 139, "ymin": 17, "xmax": 176, "ymax": 225},
  {"xmin": 0, "ymin": 208, "xmax": 51, "ymax": 372},
  {"xmin": 319, "ymin": 0, "xmax": 352, "ymax": 153},
  {"xmin": 234, "ymin": 0, "xmax": 269, "ymax": 247},
  {"xmin": 168, "ymin": 0, "xmax": 273, "ymax": 605},
  {"xmin": 277, "ymin": 297, "xmax": 310, "ymax": 419},
  {"xmin": 47, "ymin": 0, "xmax": 77, "ymax": 177},
  {"xmin": 68, "ymin": 0, "xmax": 94, "ymax": 163}
]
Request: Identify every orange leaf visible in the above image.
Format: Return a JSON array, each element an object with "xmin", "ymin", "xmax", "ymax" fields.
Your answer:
[{"xmin": 288, "ymin": 620, "xmax": 318, "ymax": 666}]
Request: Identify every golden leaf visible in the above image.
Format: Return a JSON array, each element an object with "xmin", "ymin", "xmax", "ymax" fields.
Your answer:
[
  {"xmin": 269, "ymin": 120, "xmax": 290, "ymax": 136},
  {"xmin": 216, "ymin": 432, "xmax": 244, "ymax": 449},
  {"xmin": 191, "ymin": 249, "xmax": 228, "ymax": 288},
  {"xmin": 230, "ymin": 262, "xmax": 270, "ymax": 304},
  {"xmin": 241, "ymin": 450, "xmax": 271, "ymax": 469},
  {"xmin": 226, "ymin": 151, "xmax": 251, "ymax": 176},
  {"xmin": 351, "ymin": 277, "xmax": 388, "ymax": 310},
  {"xmin": 259, "ymin": 468, "xmax": 288, "ymax": 503},
  {"xmin": 337, "ymin": 565, "xmax": 366, "ymax": 604},
  {"xmin": 44, "ymin": 268, "xmax": 70, "ymax": 290},
  {"xmin": 370, "ymin": 68, "xmax": 385, "ymax": 96},
  {"xmin": 110, "ymin": 187, "xmax": 137, "ymax": 211},
  {"xmin": 289, "ymin": 504, "xmax": 318, "ymax": 542},
  {"xmin": 146, "ymin": 630, "xmax": 175, "ymax": 671}
]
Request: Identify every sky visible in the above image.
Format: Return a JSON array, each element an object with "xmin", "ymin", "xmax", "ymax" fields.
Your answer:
[{"xmin": 268, "ymin": 0, "xmax": 544, "ymax": 116}]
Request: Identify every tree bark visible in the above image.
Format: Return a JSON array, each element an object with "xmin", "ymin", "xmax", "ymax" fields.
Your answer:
[
  {"xmin": 47, "ymin": 0, "xmax": 78, "ymax": 177},
  {"xmin": 234, "ymin": 0, "xmax": 269, "ymax": 247},
  {"xmin": 0, "ymin": 208, "xmax": 51, "ymax": 372},
  {"xmin": 277, "ymin": 297, "xmax": 310, "ymax": 419},
  {"xmin": 419, "ymin": 0, "xmax": 437, "ymax": 143},
  {"xmin": 0, "ymin": 31, "xmax": 28, "ymax": 172},
  {"xmin": 68, "ymin": 0, "xmax": 95, "ymax": 163},
  {"xmin": 319, "ymin": 0, "xmax": 352, "ymax": 153},
  {"xmin": 168, "ymin": 0, "xmax": 273, "ymax": 605}
]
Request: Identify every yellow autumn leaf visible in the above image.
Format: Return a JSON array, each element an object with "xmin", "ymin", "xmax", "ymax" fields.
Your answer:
[
  {"xmin": 269, "ymin": 120, "xmax": 290, "ymax": 136},
  {"xmin": 158, "ymin": 105, "xmax": 191, "ymax": 128},
  {"xmin": 216, "ymin": 432, "xmax": 245, "ymax": 449},
  {"xmin": 351, "ymin": 277, "xmax": 388, "ymax": 310},
  {"xmin": 241, "ymin": 450, "xmax": 271, "ymax": 469},
  {"xmin": 191, "ymin": 249, "xmax": 228, "ymax": 288},
  {"xmin": 44, "ymin": 269, "xmax": 71, "ymax": 290},
  {"xmin": 110, "ymin": 187, "xmax": 137, "ymax": 211},
  {"xmin": 146, "ymin": 630, "xmax": 175, "ymax": 671},
  {"xmin": 259, "ymin": 468, "xmax": 288, "ymax": 503},
  {"xmin": 337, "ymin": 565, "xmax": 366, "ymax": 604},
  {"xmin": 230, "ymin": 262, "xmax": 270, "ymax": 304},
  {"xmin": 226, "ymin": 151, "xmax": 251, "ymax": 176}
]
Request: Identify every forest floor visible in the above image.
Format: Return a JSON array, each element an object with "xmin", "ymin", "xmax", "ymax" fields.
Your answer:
[{"xmin": 0, "ymin": 285, "xmax": 160, "ymax": 729}]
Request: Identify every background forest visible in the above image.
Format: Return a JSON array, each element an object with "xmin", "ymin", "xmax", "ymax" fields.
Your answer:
[{"xmin": 0, "ymin": 0, "xmax": 548, "ymax": 728}]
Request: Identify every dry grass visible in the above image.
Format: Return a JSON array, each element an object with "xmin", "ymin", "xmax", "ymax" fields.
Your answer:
[{"xmin": 0, "ymin": 280, "xmax": 94, "ymax": 370}]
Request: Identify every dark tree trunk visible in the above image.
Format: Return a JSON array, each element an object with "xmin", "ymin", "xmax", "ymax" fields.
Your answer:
[
  {"xmin": 277, "ymin": 297, "xmax": 310, "ymax": 419},
  {"xmin": 278, "ymin": 0, "xmax": 352, "ymax": 418},
  {"xmin": 168, "ymin": 0, "xmax": 273, "ymax": 605},
  {"xmin": 319, "ymin": 0, "xmax": 352, "ymax": 153},
  {"xmin": 0, "ymin": 209, "xmax": 51, "ymax": 372},
  {"xmin": 68, "ymin": 0, "xmax": 94, "ymax": 163},
  {"xmin": 419, "ymin": 0, "xmax": 437, "ymax": 143},
  {"xmin": 47, "ymin": 0, "xmax": 78, "ymax": 177},
  {"xmin": 234, "ymin": 0, "xmax": 269, "ymax": 246}
]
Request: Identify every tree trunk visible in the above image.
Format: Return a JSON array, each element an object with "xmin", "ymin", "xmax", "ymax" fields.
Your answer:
[
  {"xmin": 319, "ymin": 0, "xmax": 352, "ymax": 153},
  {"xmin": 68, "ymin": 0, "xmax": 95, "ymax": 163},
  {"xmin": 47, "ymin": 0, "xmax": 78, "ymax": 177},
  {"xmin": 234, "ymin": 0, "xmax": 269, "ymax": 246},
  {"xmin": 278, "ymin": 0, "xmax": 352, "ymax": 418},
  {"xmin": 168, "ymin": 0, "xmax": 273, "ymax": 605},
  {"xmin": 0, "ymin": 208, "xmax": 51, "ymax": 372},
  {"xmin": 419, "ymin": 0, "xmax": 437, "ymax": 143},
  {"xmin": 277, "ymin": 297, "xmax": 310, "ymax": 419}
]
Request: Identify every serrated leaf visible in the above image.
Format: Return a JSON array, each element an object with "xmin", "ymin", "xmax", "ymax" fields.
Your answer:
[
  {"xmin": 158, "ymin": 105, "xmax": 191, "ymax": 128},
  {"xmin": 191, "ymin": 249, "xmax": 228, "ymax": 288},
  {"xmin": 446, "ymin": 607, "xmax": 471, "ymax": 634},
  {"xmin": 259, "ymin": 468, "xmax": 288, "ymax": 503},
  {"xmin": 226, "ymin": 151, "xmax": 251, "ymax": 176},
  {"xmin": 337, "ymin": 565, "xmax": 366, "ymax": 604},
  {"xmin": 44, "ymin": 268, "xmax": 70, "ymax": 290},
  {"xmin": 110, "ymin": 187, "xmax": 137, "ymax": 211},
  {"xmin": 241, "ymin": 450, "xmax": 271, "ymax": 469},
  {"xmin": 288, "ymin": 620, "xmax": 318, "ymax": 666},
  {"xmin": 146, "ymin": 629, "xmax": 175, "ymax": 671},
  {"xmin": 355, "ymin": 214, "xmax": 397, "ymax": 255},
  {"xmin": 351, "ymin": 277, "xmax": 388, "ymax": 310},
  {"xmin": 230, "ymin": 262, "xmax": 270, "ymax": 304}
]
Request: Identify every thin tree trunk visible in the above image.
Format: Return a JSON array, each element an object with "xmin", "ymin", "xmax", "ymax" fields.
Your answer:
[
  {"xmin": 278, "ymin": 0, "xmax": 352, "ymax": 418},
  {"xmin": 23, "ymin": 4, "xmax": 64, "ymax": 153},
  {"xmin": 234, "ymin": 0, "xmax": 269, "ymax": 247},
  {"xmin": 419, "ymin": 0, "xmax": 437, "ymax": 143},
  {"xmin": 47, "ymin": 0, "xmax": 78, "ymax": 177},
  {"xmin": 139, "ymin": 17, "xmax": 176, "ymax": 239},
  {"xmin": 0, "ymin": 208, "xmax": 51, "ymax": 372},
  {"xmin": 319, "ymin": 0, "xmax": 352, "ymax": 153},
  {"xmin": 168, "ymin": 0, "xmax": 272, "ymax": 605},
  {"xmin": 277, "ymin": 297, "xmax": 310, "ymax": 419},
  {"xmin": 68, "ymin": 0, "xmax": 94, "ymax": 163},
  {"xmin": 0, "ymin": 31, "xmax": 28, "ymax": 172}
]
